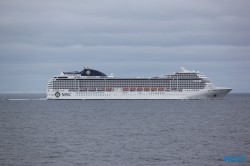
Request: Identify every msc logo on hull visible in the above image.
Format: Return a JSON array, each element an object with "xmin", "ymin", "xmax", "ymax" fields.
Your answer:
[
  {"xmin": 55, "ymin": 92, "xmax": 60, "ymax": 98},
  {"xmin": 54, "ymin": 92, "xmax": 71, "ymax": 98},
  {"xmin": 62, "ymin": 93, "xmax": 71, "ymax": 96}
]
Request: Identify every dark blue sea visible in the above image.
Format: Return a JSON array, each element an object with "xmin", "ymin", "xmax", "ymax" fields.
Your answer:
[{"xmin": 0, "ymin": 93, "xmax": 249, "ymax": 166}]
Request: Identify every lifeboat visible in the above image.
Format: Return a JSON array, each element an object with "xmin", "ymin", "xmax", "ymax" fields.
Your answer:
[
  {"xmin": 158, "ymin": 87, "xmax": 164, "ymax": 91},
  {"xmin": 137, "ymin": 87, "xmax": 143, "ymax": 91},
  {"xmin": 130, "ymin": 87, "xmax": 136, "ymax": 91},
  {"xmin": 97, "ymin": 87, "xmax": 105, "ymax": 91},
  {"xmin": 80, "ymin": 88, "xmax": 87, "ymax": 91},
  {"xmin": 123, "ymin": 87, "xmax": 129, "ymax": 91},
  {"xmin": 88, "ymin": 87, "xmax": 96, "ymax": 91},
  {"xmin": 151, "ymin": 87, "xmax": 157, "ymax": 91},
  {"xmin": 106, "ymin": 87, "xmax": 113, "ymax": 91},
  {"xmin": 144, "ymin": 87, "xmax": 150, "ymax": 91}
]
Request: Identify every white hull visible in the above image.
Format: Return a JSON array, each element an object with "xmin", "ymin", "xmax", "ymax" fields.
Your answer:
[
  {"xmin": 47, "ymin": 67, "xmax": 232, "ymax": 100},
  {"xmin": 47, "ymin": 88, "xmax": 231, "ymax": 100}
]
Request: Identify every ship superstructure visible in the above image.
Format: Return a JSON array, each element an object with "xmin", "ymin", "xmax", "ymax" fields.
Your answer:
[{"xmin": 47, "ymin": 67, "xmax": 231, "ymax": 99}]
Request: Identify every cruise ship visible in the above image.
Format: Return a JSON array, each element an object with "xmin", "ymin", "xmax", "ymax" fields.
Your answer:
[{"xmin": 47, "ymin": 67, "xmax": 232, "ymax": 100}]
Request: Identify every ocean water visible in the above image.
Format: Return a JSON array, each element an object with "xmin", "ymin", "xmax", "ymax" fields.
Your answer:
[{"xmin": 0, "ymin": 93, "xmax": 249, "ymax": 166}]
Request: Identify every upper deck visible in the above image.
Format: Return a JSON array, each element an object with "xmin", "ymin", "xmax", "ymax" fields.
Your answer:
[{"xmin": 53, "ymin": 67, "xmax": 209, "ymax": 81}]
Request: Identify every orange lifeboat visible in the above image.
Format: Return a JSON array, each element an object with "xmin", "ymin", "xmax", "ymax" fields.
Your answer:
[
  {"xmin": 144, "ymin": 87, "xmax": 150, "ymax": 91},
  {"xmin": 158, "ymin": 87, "xmax": 164, "ymax": 91},
  {"xmin": 151, "ymin": 87, "xmax": 157, "ymax": 91},
  {"xmin": 123, "ymin": 87, "xmax": 129, "ymax": 91},
  {"xmin": 130, "ymin": 87, "xmax": 136, "ymax": 91},
  {"xmin": 106, "ymin": 87, "xmax": 112, "ymax": 91},
  {"xmin": 137, "ymin": 87, "xmax": 143, "ymax": 91}
]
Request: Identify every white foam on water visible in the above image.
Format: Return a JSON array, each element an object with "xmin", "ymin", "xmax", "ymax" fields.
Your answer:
[{"xmin": 8, "ymin": 98, "xmax": 47, "ymax": 101}]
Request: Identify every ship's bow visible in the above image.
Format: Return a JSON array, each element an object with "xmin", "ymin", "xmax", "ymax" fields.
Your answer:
[{"xmin": 208, "ymin": 88, "xmax": 232, "ymax": 99}]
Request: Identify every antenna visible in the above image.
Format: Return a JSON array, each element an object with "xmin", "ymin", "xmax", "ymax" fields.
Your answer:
[
  {"xmin": 84, "ymin": 65, "xmax": 92, "ymax": 69},
  {"xmin": 84, "ymin": 66, "xmax": 92, "ymax": 69}
]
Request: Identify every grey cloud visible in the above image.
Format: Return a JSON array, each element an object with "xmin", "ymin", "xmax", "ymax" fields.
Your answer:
[
  {"xmin": 0, "ymin": 0, "xmax": 250, "ymax": 92},
  {"xmin": 1, "ymin": 0, "xmax": 250, "ymax": 47}
]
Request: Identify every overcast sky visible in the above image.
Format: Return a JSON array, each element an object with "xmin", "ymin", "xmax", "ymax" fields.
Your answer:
[{"xmin": 0, "ymin": 0, "xmax": 250, "ymax": 92}]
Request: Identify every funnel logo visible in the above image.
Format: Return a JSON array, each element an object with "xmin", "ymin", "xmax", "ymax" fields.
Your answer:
[
  {"xmin": 55, "ymin": 92, "xmax": 61, "ymax": 98},
  {"xmin": 86, "ymin": 70, "xmax": 91, "ymax": 75}
]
